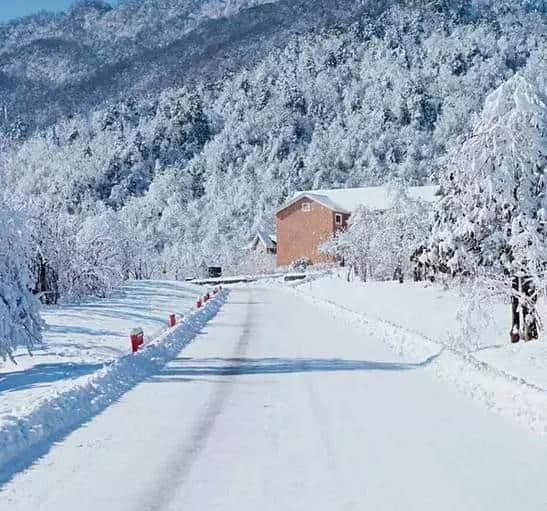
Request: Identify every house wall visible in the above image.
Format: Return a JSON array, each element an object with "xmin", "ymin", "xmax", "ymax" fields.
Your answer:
[
  {"xmin": 249, "ymin": 236, "xmax": 277, "ymax": 255},
  {"xmin": 253, "ymin": 241, "xmax": 267, "ymax": 255},
  {"xmin": 276, "ymin": 197, "xmax": 348, "ymax": 267},
  {"xmin": 255, "ymin": 244, "xmax": 277, "ymax": 255}
]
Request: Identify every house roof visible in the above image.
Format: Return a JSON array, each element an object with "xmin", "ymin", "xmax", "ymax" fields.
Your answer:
[
  {"xmin": 257, "ymin": 229, "xmax": 277, "ymax": 249},
  {"xmin": 276, "ymin": 185, "xmax": 440, "ymax": 215},
  {"xmin": 244, "ymin": 230, "xmax": 277, "ymax": 250}
]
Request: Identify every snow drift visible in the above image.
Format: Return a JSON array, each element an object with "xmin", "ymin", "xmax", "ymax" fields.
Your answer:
[{"xmin": 0, "ymin": 289, "xmax": 228, "ymax": 477}]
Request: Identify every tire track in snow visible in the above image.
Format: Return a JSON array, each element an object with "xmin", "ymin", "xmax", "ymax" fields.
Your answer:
[{"xmin": 142, "ymin": 290, "xmax": 254, "ymax": 511}]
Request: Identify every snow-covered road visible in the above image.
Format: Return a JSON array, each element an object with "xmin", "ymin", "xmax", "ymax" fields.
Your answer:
[{"xmin": 3, "ymin": 287, "xmax": 547, "ymax": 510}]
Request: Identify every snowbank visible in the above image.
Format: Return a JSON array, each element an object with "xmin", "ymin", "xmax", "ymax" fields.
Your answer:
[
  {"xmin": 192, "ymin": 270, "xmax": 329, "ymax": 286},
  {"xmin": 291, "ymin": 275, "xmax": 547, "ymax": 434},
  {"xmin": 0, "ymin": 289, "xmax": 228, "ymax": 476},
  {"xmin": 0, "ymin": 280, "xmax": 206, "ymax": 427}
]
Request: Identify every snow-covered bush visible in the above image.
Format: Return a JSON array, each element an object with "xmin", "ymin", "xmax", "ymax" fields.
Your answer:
[
  {"xmin": 0, "ymin": 206, "xmax": 42, "ymax": 361},
  {"xmin": 226, "ymin": 251, "xmax": 276, "ymax": 276},
  {"xmin": 430, "ymin": 73, "xmax": 547, "ymax": 341},
  {"xmin": 62, "ymin": 213, "xmax": 125, "ymax": 299}
]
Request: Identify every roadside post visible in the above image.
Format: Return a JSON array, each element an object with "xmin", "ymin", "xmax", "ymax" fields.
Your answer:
[
  {"xmin": 168, "ymin": 313, "xmax": 177, "ymax": 328},
  {"xmin": 130, "ymin": 328, "xmax": 144, "ymax": 353}
]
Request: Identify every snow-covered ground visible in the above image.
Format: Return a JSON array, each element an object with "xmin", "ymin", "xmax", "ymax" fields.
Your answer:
[
  {"xmin": 293, "ymin": 272, "xmax": 547, "ymax": 432},
  {"xmin": 1, "ymin": 281, "xmax": 204, "ymax": 418},
  {"xmin": 296, "ymin": 273, "xmax": 547, "ymax": 385},
  {"xmin": 3, "ymin": 286, "xmax": 547, "ymax": 510},
  {"xmin": 0, "ymin": 280, "xmax": 223, "ymax": 476}
]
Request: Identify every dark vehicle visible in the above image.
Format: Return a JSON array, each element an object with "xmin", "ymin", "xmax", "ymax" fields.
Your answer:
[{"xmin": 208, "ymin": 266, "xmax": 222, "ymax": 278}]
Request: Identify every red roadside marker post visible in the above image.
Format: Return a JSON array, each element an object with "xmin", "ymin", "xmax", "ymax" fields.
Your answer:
[
  {"xmin": 168, "ymin": 313, "xmax": 177, "ymax": 328},
  {"xmin": 130, "ymin": 328, "xmax": 144, "ymax": 353}
]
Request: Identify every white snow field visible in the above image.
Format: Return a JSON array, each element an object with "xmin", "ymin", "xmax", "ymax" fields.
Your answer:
[
  {"xmin": 0, "ymin": 280, "xmax": 222, "ymax": 478},
  {"xmin": 293, "ymin": 273, "xmax": 547, "ymax": 433},
  {"xmin": 2, "ymin": 286, "xmax": 547, "ymax": 510},
  {"xmin": 1, "ymin": 280, "xmax": 205, "ymax": 417}
]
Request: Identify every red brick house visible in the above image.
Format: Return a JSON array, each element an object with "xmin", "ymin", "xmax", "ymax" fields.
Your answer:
[{"xmin": 275, "ymin": 186, "xmax": 439, "ymax": 267}]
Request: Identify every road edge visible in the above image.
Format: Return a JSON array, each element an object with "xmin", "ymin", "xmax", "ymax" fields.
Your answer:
[
  {"xmin": 0, "ymin": 289, "xmax": 229, "ymax": 482},
  {"xmin": 288, "ymin": 284, "xmax": 547, "ymax": 436}
]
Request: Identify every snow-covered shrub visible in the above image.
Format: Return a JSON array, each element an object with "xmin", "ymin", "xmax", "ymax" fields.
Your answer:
[
  {"xmin": 0, "ymin": 206, "xmax": 42, "ymax": 361},
  {"xmin": 16, "ymin": 201, "xmax": 127, "ymax": 302},
  {"xmin": 430, "ymin": 73, "xmax": 547, "ymax": 341},
  {"xmin": 228, "ymin": 251, "xmax": 276, "ymax": 276},
  {"xmin": 290, "ymin": 258, "xmax": 312, "ymax": 273},
  {"xmin": 62, "ymin": 212, "xmax": 125, "ymax": 300}
]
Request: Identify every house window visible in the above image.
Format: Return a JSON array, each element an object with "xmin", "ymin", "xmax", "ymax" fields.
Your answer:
[
  {"xmin": 335, "ymin": 213, "xmax": 343, "ymax": 225},
  {"xmin": 302, "ymin": 202, "xmax": 311, "ymax": 212}
]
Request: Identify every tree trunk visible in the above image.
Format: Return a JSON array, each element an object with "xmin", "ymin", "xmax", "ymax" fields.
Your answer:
[
  {"xmin": 33, "ymin": 253, "xmax": 59, "ymax": 305},
  {"xmin": 360, "ymin": 262, "xmax": 367, "ymax": 282},
  {"xmin": 510, "ymin": 278, "xmax": 520, "ymax": 343},
  {"xmin": 522, "ymin": 276, "xmax": 539, "ymax": 341},
  {"xmin": 393, "ymin": 265, "xmax": 403, "ymax": 284},
  {"xmin": 511, "ymin": 276, "xmax": 539, "ymax": 343}
]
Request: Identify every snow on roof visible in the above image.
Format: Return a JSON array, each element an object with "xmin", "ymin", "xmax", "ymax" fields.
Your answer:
[
  {"xmin": 277, "ymin": 185, "xmax": 439, "ymax": 214},
  {"xmin": 244, "ymin": 230, "xmax": 277, "ymax": 250},
  {"xmin": 257, "ymin": 229, "xmax": 277, "ymax": 249}
]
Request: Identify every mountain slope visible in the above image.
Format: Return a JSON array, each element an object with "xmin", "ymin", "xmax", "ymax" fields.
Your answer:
[
  {"xmin": 1, "ymin": 0, "xmax": 546, "ymax": 290},
  {"xmin": 0, "ymin": 0, "xmax": 379, "ymax": 134}
]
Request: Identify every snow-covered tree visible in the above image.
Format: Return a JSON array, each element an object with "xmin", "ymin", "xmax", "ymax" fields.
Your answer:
[
  {"xmin": 430, "ymin": 73, "xmax": 547, "ymax": 341},
  {"xmin": 0, "ymin": 206, "xmax": 42, "ymax": 361},
  {"xmin": 1, "ymin": 0, "xmax": 546, "ymax": 286},
  {"xmin": 323, "ymin": 188, "xmax": 430, "ymax": 282},
  {"xmin": 62, "ymin": 212, "xmax": 125, "ymax": 299},
  {"xmin": 322, "ymin": 206, "xmax": 379, "ymax": 282},
  {"xmin": 376, "ymin": 187, "xmax": 431, "ymax": 282}
]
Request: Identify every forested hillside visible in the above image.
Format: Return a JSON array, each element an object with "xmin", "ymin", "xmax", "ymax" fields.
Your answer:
[
  {"xmin": 0, "ymin": 0, "xmax": 372, "ymax": 135},
  {"xmin": 1, "ymin": 0, "xmax": 547, "ymax": 300}
]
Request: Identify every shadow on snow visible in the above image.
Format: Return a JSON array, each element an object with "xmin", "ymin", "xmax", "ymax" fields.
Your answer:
[
  {"xmin": 0, "ymin": 363, "xmax": 106, "ymax": 393},
  {"xmin": 151, "ymin": 353, "xmax": 442, "ymax": 378}
]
